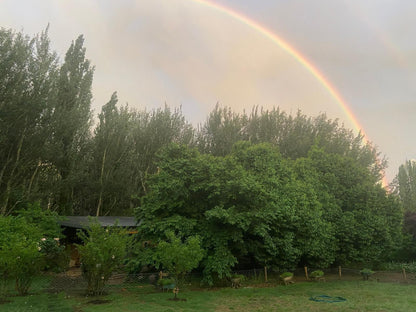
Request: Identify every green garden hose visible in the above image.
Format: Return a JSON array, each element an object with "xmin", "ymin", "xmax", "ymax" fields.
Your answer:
[{"xmin": 309, "ymin": 295, "xmax": 347, "ymax": 303}]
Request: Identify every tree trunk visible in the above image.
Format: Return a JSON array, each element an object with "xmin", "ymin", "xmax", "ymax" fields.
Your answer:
[
  {"xmin": 96, "ymin": 147, "xmax": 107, "ymax": 216},
  {"xmin": 1, "ymin": 128, "xmax": 25, "ymax": 215}
]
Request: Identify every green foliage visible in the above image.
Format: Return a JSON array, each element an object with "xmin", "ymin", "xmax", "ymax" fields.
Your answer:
[
  {"xmin": 380, "ymin": 262, "xmax": 416, "ymax": 273},
  {"xmin": 232, "ymin": 274, "xmax": 246, "ymax": 280},
  {"xmin": 76, "ymin": 219, "xmax": 131, "ymax": 295},
  {"xmin": 0, "ymin": 27, "xmax": 59, "ymax": 215},
  {"xmin": 153, "ymin": 232, "xmax": 204, "ymax": 293},
  {"xmin": 38, "ymin": 237, "xmax": 68, "ymax": 272},
  {"xmin": 360, "ymin": 268, "xmax": 374, "ymax": 275},
  {"xmin": 0, "ymin": 215, "xmax": 44, "ymax": 296},
  {"xmin": 280, "ymin": 272, "xmax": 294, "ymax": 279},
  {"xmin": 309, "ymin": 270, "xmax": 324, "ymax": 278},
  {"xmin": 137, "ymin": 140, "xmax": 400, "ymax": 283},
  {"xmin": 17, "ymin": 202, "xmax": 67, "ymax": 272},
  {"xmin": 16, "ymin": 202, "xmax": 63, "ymax": 238},
  {"xmin": 360, "ymin": 268, "xmax": 374, "ymax": 280},
  {"xmin": 302, "ymin": 146, "xmax": 403, "ymax": 266},
  {"xmin": 395, "ymin": 160, "xmax": 416, "ymax": 212},
  {"xmin": 157, "ymin": 278, "xmax": 175, "ymax": 286}
]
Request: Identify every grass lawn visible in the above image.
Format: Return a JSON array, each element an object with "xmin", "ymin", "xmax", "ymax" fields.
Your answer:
[{"xmin": 1, "ymin": 280, "xmax": 416, "ymax": 311}]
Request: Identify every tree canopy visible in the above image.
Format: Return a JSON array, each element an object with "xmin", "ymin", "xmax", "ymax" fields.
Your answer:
[
  {"xmin": 136, "ymin": 142, "xmax": 402, "ymax": 283},
  {"xmin": 0, "ymin": 27, "xmax": 406, "ymax": 275}
]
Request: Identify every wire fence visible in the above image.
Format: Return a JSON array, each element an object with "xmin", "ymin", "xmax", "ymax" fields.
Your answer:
[{"xmin": 2, "ymin": 266, "xmax": 416, "ymax": 299}]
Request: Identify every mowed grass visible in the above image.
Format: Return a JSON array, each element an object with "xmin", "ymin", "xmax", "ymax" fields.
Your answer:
[{"xmin": 1, "ymin": 280, "xmax": 416, "ymax": 312}]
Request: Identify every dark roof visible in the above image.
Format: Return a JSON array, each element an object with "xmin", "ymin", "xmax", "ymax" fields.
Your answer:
[{"xmin": 59, "ymin": 216, "xmax": 137, "ymax": 229}]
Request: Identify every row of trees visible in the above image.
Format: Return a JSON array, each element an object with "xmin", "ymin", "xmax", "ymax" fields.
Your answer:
[
  {"xmin": 0, "ymin": 26, "xmax": 388, "ymax": 217},
  {"xmin": 1, "ymin": 27, "xmax": 413, "ymax": 280},
  {"xmin": 134, "ymin": 142, "xmax": 402, "ymax": 284},
  {"xmin": 0, "ymin": 27, "xmax": 193, "ymax": 216}
]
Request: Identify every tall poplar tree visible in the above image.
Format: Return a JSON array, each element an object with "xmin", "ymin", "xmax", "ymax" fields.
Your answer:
[
  {"xmin": 47, "ymin": 35, "xmax": 94, "ymax": 214},
  {"xmin": 396, "ymin": 160, "xmax": 416, "ymax": 213},
  {"xmin": 0, "ymin": 27, "xmax": 58, "ymax": 215},
  {"xmin": 91, "ymin": 92, "xmax": 135, "ymax": 216}
]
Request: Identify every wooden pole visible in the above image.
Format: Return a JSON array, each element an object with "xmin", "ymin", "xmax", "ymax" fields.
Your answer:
[
  {"xmin": 402, "ymin": 267, "xmax": 407, "ymax": 281},
  {"xmin": 264, "ymin": 266, "xmax": 268, "ymax": 283},
  {"xmin": 304, "ymin": 266, "xmax": 309, "ymax": 280},
  {"xmin": 338, "ymin": 266, "xmax": 342, "ymax": 279}
]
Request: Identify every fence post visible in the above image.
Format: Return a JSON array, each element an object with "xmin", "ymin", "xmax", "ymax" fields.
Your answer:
[
  {"xmin": 338, "ymin": 266, "xmax": 342, "ymax": 279},
  {"xmin": 402, "ymin": 268, "xmax": 407, "ymax": 281},
  {"xmin": 264, "ymin": 266, "xmax": 268, "ymax": 283},
  {"xmin": 304, "ymin": 266, "xmax": 309, "ymax": 280}
]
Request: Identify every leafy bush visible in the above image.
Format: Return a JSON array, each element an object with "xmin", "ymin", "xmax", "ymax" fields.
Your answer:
[
  {"xmin": 153, "ymin": 232, "xmax": 204, "ymax": 298},
  {"xmin": 17, "ymin": 203, "xmax": 63, "ymax": 238},
  {"xmin": 77, "ymin": 219, "xmax": 132, "ymax": 295},
  {"xmin": 360, "ymin": 268, "xmax": 375, "ymax": 280},
  {"xmin": 280, "ymin": 272, "xmax": 294, "ymax": 279},
  {"xmin": 231, "ymin": 274, "xmax": 245, "ymax": 281},
  {"xmin": 360, "ymin": 268, "xmax": 374, "ymax": 275},
  {"xmin": 157, "ymin": 278, "xmax": 175, "ymax": 286},
  {"xmin": 18, "ymin": 203, "xmax": 67, "ymax": 273},
  {"xmin": 310, "ymin": 270, "xmax": 324, "ymax": 278},
  {"xmin": 38, "ymin": 237, "xmax": 68, "ymax": 272},
  {"xmin": 0, "ymin": 216, "xmax": 44, "ymax": 296},
  {"xmin": 380, "ymin": 262, "xmax": 416, "ymax": 273}
]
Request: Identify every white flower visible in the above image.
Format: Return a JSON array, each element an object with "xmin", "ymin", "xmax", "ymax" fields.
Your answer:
[
  {"xmin": 53, "ymin": 237, "xmax": 59, "ymax": 241},
  {"xmin": 38, "ymin": 247, "xmax": 41, "ymax": 251},
  {"xmin": 112, "ymin": 255, "xmax": 115, "ymax": 259},
  {"xmin": 41, "ymin": 238, "xmax": 46, "ymax": 241}
]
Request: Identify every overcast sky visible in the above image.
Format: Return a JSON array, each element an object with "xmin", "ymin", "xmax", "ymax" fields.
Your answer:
[{"xmin": 1, "ymin": 0, "xmax": 415, "ymax": 183}]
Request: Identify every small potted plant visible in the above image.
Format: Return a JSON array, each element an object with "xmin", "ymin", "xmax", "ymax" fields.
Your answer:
[
  {"xmin": 310, "ymin": 270, "xmax": 325, "ymax": 281},
  {"xmin": 360, "ymin": 268, "xmax": 374, "ymax": 280},
  {"xmin": 280, "ymin": 272, "xmax": 294, "ymax": 285}
]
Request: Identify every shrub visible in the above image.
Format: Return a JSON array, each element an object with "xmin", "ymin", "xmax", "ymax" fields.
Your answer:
[
  {"xmin": 153, "ymin": 232, "xmax": 204, "ymax": 299},
  {"xmin": 310, "ymin": 270, "xmax": 324, "ymax": 278},
  {"xmin": 360, "ymin": 268, "xmax": 374, "ymax": 274},
  {"xmin": 0, "ymin": 216, "xmax": 44, "ymax": 296},
  {"xmin": 157, "ymin": 278, "xmax": 175, "ymax": 286},
  {"xmin": 77, "ymin": 219, "xmax": 131, "ymax": 295},
  {"xmin": 280, "ymin": 272, "xmax": 293, "ymax": 279},
  {"xmin": 381, "ymin": 262, "xmax": 416, "ymax": 273},
  {"xmin": 38, "ymin": 237, "xmax": 68, "ymax": 272},
  {"xmin": 231, "ymin": 274, "xmax": 245, "ymax": 280},
  {"xmin": 360, "ymin": 268, "xmax": 375, "ymax": 280}
]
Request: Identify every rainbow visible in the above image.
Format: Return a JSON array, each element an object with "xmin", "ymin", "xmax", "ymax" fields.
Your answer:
[
  {"xmin": 188, "ymin": 0, "xmax": 389, "ymax": 187},
  {"xmin": 343, "ymin": 2, "xmax": 408, "ymax": 69}
]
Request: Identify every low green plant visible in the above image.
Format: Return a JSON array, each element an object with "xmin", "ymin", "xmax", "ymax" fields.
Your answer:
[
  {"xmin": 77, "ymin": 218, "xmax": 132, "ymax": 295},
  {"xmin": 309, "ymin": 270, "xmax": 324, "ymax": 278},
  {"xmin": 381, "ymin": 262, "xmax": 416, "ymax": 273},
  {"xmin": 360, "ymin": 268, "xmax": 375, "ymax": 280},
  {"xmin": 280, "ymin": 272, "xmax": 293, "ymax": 279},
  {"xmin": 231, "ymin": 274, "xmax": 245, "ymax": 280},
  {"xmin": 157, "ymin": 278, "xmax": 175, "ymax": 286}
]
